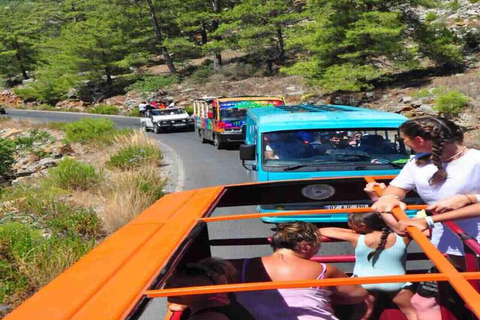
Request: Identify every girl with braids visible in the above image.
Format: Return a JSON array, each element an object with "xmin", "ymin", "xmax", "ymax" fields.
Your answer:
[
  {"xmin": 320, "ymin": 212, "xmax": 418, "ymax": 320},
  {"xmin": 230, "ymin": 221, "xmax": 368, "ymax": 320},
  {"xmin": 370, "ymin": 116, "xmax": 480, "ymax": 320}
]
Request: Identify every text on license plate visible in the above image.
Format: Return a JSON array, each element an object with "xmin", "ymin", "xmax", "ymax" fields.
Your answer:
[{"xmin": 323, "ymin": 204, "xmax": 369, "ymax": 209}]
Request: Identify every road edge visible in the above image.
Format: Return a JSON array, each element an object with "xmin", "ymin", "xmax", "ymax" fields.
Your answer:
[{"xmin": 156, "ymin": 138, "xmax": 185, "ymax": 193}]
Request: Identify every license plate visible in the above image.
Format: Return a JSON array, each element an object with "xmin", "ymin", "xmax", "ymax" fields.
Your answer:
[
  {"xmin": 173, "ymin": 123, "xmax": 186, "ymax": 126},
  {"xmin": 323, "ymin": 204, "xmax": 369, "ymax": 209}
]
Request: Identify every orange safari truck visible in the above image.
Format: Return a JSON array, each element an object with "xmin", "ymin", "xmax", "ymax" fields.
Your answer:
[{"xmin": 4, "ymin": 176, "xmax": 480, "ymax": 320}]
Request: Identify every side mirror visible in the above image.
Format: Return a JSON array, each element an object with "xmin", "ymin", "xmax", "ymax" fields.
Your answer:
[
  {"xmin": 239, "ymin": 144, "xmax": 256, "ymax": 161},
  {"xmin": 207, "ymin": 111, "xmax": 214, "ymax": 119}
]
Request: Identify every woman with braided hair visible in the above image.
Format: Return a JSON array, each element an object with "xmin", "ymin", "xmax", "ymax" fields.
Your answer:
[
  {"xmin": 320, "ymin": 212, "xmax": 418, "ymax": 320},
  {"xmin": 370, "ymin": 116, "xmax": 480, "ymax": 320}
]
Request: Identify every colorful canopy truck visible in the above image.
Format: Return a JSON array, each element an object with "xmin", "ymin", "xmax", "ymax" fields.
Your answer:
[
  {"xmin": 5, "ymin": 176, "xmax": 480, "ymax": 320},
  {"xmin": 192, "ymin": 96, "xmax": 285, "ymax": 149},
  {"xmin": 239, "ymin": 104, "xmax": 418, "ymax": 224}
]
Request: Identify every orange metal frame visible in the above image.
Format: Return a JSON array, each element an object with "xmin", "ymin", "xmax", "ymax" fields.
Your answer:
[{"xmin": 5, "ymin": 176, "xmax": 480, "ymax": 320}]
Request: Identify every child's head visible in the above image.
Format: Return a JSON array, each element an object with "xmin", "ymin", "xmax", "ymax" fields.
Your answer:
[
  {"xmin": 348, "ymin": 213, "xmax": 392, "ymax": 265},
  {"xmin": 348, "ymin": 212, "xmax": 388, "ymax": 234},
  {"xmin": 164, "ymin": 258, "xmax": 235, "ymax": 306},
  {"xmin": 271, "ymin": 222, "xmax": 321, "ymax": 258}
]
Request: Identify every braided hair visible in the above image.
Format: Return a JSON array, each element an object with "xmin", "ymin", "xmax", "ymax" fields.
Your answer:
[
  {"xmin": 400, "ymin": 116, "xmax": 464, "ymax": 185},
  {"xmin": 348, "ymin": 213, "xmax": 392, "ymax": 266}
]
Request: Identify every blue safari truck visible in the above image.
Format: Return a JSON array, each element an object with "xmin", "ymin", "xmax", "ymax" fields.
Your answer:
[{"xmin": 239, "ymin": 104, "xmax": 417, "ymax": 224}]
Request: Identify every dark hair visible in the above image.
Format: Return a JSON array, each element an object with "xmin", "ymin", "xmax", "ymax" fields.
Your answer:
[
  {"xmin": 271, "ymin": 222, "xmax": 321, "ymax": 252},
  {"xmin": 348, "ymin": 213, "xmax": 391, "ymax": 265},
  {"xmin": 400, "ymin": 116, "xmax": 463, "ymax": 185},
  {"xmin": 177, "ymin": 263, "xmax": 216, "ymax": 284}
]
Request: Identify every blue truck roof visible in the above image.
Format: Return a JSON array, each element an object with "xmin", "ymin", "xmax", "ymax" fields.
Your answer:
[{"xmin": 247, "ymin": 104, "xmax": 408, "ymax": 132}]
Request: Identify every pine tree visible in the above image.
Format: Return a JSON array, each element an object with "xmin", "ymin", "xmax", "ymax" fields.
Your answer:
[
  {"xmin": 283, "ymin": 0, "xmax": 462, "ymax": 92},
  {"xmin": 0, "ymin": 2, "xmax": 41, "ymax": 80},
  {"xmin": 219, "ymin": 0, "xmax": 304, "ymax": 74}
]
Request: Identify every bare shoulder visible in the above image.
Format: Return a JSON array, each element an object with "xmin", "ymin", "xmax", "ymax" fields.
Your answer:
[{"xmin": 324, "ymin": 264, "xmax": 347, "ymax": 279}]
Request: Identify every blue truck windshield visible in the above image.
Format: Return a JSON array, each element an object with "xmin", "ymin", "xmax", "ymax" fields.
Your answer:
[{"xmin": 262, "ymin": 129, "xmax": 411, "ymax": 171}]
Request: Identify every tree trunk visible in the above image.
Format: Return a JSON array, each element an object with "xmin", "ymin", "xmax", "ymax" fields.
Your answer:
[
  {"xmin": 145, "ymin": 0, "xmax": 177, "ymax": 74},
  {"xmin": 13, "ymin": 41, "xmax": 28, "ymax": 79},
  {"xmin": 276, "ymin": 27, "xmax": 285, "ymax": 61},
  {"xmin": 213, "ymin": 50, "xmax": 222, "ymax": 69},
  {"xmin": 200, "ymin": 22, "xmax": 208, "ymax": 45},
  {"xmin": 266, "ymin": 60, "xmax": 274, "ymax": 74},
  {"xmin": 211, "ymin": 0, "xmax": 223, "ymax": 71}
]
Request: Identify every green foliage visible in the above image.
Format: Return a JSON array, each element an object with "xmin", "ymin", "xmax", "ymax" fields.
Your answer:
[
  {"xmin": 0, "ymin": 138, "xmax": 15, "ymax": 177},
  {"xmin": 434, "ymin": 91, "xmax": 469, "ymax": 116},
  {"xmin": 447, "ymin": 0, "xmax": 461, "ymax": 11},
  {"xmin": 46, "ymin": 122, "xmax": 69, "ymax": 131},
  {"xmin": 47, "ymin": 158, "xmax": 102, "ymax": 191},
  {"xmin": 107, "ymin": 145, "xmax": 162, "ymax": 170},
  {"xmin": 64, "ymin": 118, "xmax": 115, "ymax": 143},
  {"xmin": 184, "ymin": 105, "xmax": 194, "ymax": 115},
  {"xmin": 12, "ymin": 129, "xmax": 53, "ymax": 152},
  {"xmin": 190, "ymin": 66, "xmax": 214, "ymax": 83},
  {"xmin": 0, "ymin": 2, "xmax": 40, "ymax": 80},
  {"xmin": 425, "ymin": 12, "xmax": 438, "ymax": 22},
  {"xmin": 317, "ymin": 64, "xmax": 384, "ymax": 92},
  {"xmin": 126, "ymin": 75, "xmax": 180, "ymax": 92},
  {"xmin": 88, "ymin": 104, "xmax": 120, "ymax": 115},
  {"xmin": 126, "ymin": 108, "xmax": 141, "ymax": 117},
  {"xmin": 412, "ymin": 89, "xmax": 431, "ymax": 98},
  {"xmin": 45, "ymin": 205, "xmax": 102, "ymax": 239},
  {"xmin": 284, "ymin": 0, "xmax": 461, "ymax": 92},
  {"xmin": 0, "ymin": 222, "xmax": 96, "ymax": 306}
]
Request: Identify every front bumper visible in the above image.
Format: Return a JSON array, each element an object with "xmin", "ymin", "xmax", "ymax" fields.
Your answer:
[{"xmin": 156, "ymin": 121, "xmax": 194, "ymax": 129}]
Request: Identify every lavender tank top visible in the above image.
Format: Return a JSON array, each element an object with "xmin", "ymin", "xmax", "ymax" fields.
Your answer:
[{"xmin": 235, "ymin": 259, "xmax": 339, "ymax": 320}]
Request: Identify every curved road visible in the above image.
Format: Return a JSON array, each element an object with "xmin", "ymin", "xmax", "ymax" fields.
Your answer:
[{"xmin": 3, "ymin": 109, "xmax": 358, "ymax": 319}]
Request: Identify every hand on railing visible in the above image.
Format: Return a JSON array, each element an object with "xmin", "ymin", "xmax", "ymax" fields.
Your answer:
[
  {"xmin": 426, "ymin": 194, "xmax": 475, "ymax": 213},
  {"xmin": 398, "ymin": 218, "xmax": 428, "ymax": 233}
]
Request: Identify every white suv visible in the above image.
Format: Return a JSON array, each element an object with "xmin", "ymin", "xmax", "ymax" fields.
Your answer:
[{"xmin": 140, "ymin": 108, "xmax": 194, "ymax": 134}]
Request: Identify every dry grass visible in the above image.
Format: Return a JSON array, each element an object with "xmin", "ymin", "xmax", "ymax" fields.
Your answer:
[
  {"xmin": 100, "ymin": 164, "xmax": 165, "ymax": 233},
  {"xmin": 112, "ymin": 130, "xmax": 158, "ymax": 150},
  {"xmin": 92, "ymin": 130, "xmax": 165, "ymax": 233},
  {"xmin": 431, "ymin": 72, "xmax": 480, "ymax": 101}
]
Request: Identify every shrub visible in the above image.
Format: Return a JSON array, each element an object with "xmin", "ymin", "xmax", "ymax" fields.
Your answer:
[
  {"xmin": 12, "ymin": 129, "xmax": 54, "ymax": 152},
  {"xmin": 88, "ymin": 105, "xmax": 120, "ymax": 115},
  {"xmin": 0, "ymin": 138, "xmax": 15, "ymax": 177},
  {"xmin": 425, "ymin": 12, "xmax": 438, "ymax": 22},
  {"xmin": 47, "ymin": 158, "xmax": 102, "ymax": 191},
  {"xmin": 101, "ymin": 165, "xmax": 165, "ymax": 233},
  {"xmin": 0, "ymin": 222, "xmax": 96, "ymax": 311},
  {"xmin": 65, "ymin": 118, "xmax": 115, "ymax": 143},
  {"xmin": 107, "ymin": 145, "xmax": 161, "ymax": 170},
  {"xmin": 184, "ymin": 105, "xmax": 194, "ymax": 115},
  {"xmin": 126, "ymin": 75, "xmax": 180, "ymax": 92},
  {"xmin": 126, "ymin": 108, "xmax": 141, "ymax": 117},
  {"xmin": 190, "ymin": 66, "xmax": 214, "ymax": 83},
  {"xmin": 46, "ymin": 205, "xmax": 103, "ymax": 239},
  {"xmin": 46, "ymin": 122, "xmax": 69, "ymax": 131},
  {"xmin": 434, "ymin": 91, "xmax": 469, "ymax": 116},
  {"xmin": 0, "ymin": 223, "xmax": 43, "ymax": 304},
  {"xmin": 447, "ymin": 0, "xmax": 461, "ymax": 11}
]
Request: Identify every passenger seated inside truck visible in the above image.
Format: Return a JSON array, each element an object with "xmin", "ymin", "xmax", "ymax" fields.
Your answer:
[
  {"xmin": 165, "ymin": 258, "xmax": 255, "ymax": 320},
  {"xmin": 264, "ymin": 132, "xmax": 314, "ymax": 160},
  {"xmin": 357, "ymin": 134, "xmax": 397, "ymax": 154},
  {"xmin": 312, "ymin": 133, "xmax": 352, "ymax": 155}
]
